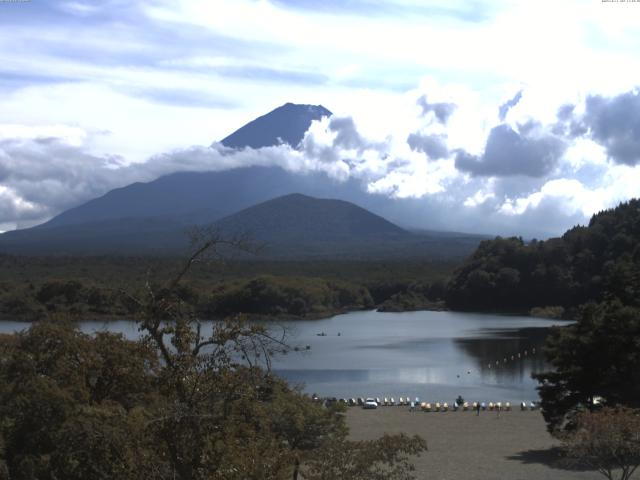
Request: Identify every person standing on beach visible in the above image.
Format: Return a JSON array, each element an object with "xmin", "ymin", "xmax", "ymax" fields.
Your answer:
[{"xmin": 476, "ymin": 402, "xmax": 481, "ymax": 416}]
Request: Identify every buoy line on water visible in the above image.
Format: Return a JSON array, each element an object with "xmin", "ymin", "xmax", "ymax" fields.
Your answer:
[
  {"xmin": 311, "ymin": 396, "xmax": 540, "ymax": 412},
  {"xmin": 487, "ymin": 347, "xmax": 537, "ymax": 369}
]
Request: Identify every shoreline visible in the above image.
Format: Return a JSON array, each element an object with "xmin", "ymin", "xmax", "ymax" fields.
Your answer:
[{"xmin": 0, "ymin": 305, "xmax": 573, "ymax": 323}]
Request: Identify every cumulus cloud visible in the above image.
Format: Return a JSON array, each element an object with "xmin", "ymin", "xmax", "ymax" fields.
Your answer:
[
  {"xmin": 455, "ymin": 123, "xmax": 567, "ymax": 177},
  {"xmin": 328, "ymin": 117, "xmax": 366, "ymax": 150},
  {"xmin": 552, "ymin": 89, "xmax": 640, "ymax": 166},
  {"xmin": 416, "ymin": 95, "xmax": 456, "ymax": 124},
  {"xmin": 581, "ymin": 90, "xmax": 640, "ymax": 165},
  {"xmin": 498, "ymin": 90, "xmax": 522, "ymax": 121},
  {"xmin": 406, "ymin": 133, "xmax": 449, "ymax": 159}
]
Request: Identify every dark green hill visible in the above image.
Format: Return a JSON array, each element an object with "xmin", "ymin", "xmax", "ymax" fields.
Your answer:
[
  {"xmin": 216, "ymin": 193, "xmax": 407, "ymax": 240},
  {"xmin": 212, "ymin": 194, "xmax": 485, "ymax": 260},
  {"xmin": 445, "ymin": 199, "xmax": 640, "ymax": 315},
  {"xmin": 212, "ymin": 193, "xmax": 413, "ymax": 259}
]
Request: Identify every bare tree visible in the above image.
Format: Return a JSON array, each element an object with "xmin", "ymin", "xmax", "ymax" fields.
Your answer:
[
  {"xmin": 116, "ymin": 227, "xmax": 427, "ymax": 480},
  {"xmin": 122, "ymin": 227, "xmax": 290, "ymax": 479}
]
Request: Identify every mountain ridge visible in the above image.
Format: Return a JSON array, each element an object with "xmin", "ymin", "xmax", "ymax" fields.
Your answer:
[{"xmin": 0, "ymin": 102, "xmax": 487, "ymax": 258}]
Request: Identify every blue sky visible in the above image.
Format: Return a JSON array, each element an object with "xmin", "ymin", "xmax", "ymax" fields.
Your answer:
[{"xmin": 1, "ymin": 0, "xmax": 640, "ymax": 236}]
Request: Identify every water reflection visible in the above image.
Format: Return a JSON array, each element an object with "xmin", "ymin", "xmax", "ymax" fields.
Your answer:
[
  {"xmin": 269, "ymin": 311, "xmax": 566, "ymax": 402},
  {"xmin": 0, "ymin": 311, "xmax": 567, "ymax": 402},
  {"xmin": 455, "ymin": 327, "xmax": 549, "ymax": 384}
]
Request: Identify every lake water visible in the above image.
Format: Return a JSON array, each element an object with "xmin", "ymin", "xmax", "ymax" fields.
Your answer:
[{"xmin": 0, "ymin": 310, "xmax": 566, "ymax": 404}]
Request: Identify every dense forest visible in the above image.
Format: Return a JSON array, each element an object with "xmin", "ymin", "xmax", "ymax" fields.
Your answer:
[
  {"xmin": 439, "ymin": 200, "xmax": 640, "ymax": 435},
  {"xmin": 0, "ymin": 256, "xmax": 452, "ymax": 321},
  {"xmin": 446, "ymin": 199, "xmax": 640, "ymax": 316}
]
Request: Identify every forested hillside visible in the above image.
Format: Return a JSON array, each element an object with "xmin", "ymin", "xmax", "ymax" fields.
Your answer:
[{"xmin": 446, "ymin": 199, "xmax": 640, "ymax": 315}]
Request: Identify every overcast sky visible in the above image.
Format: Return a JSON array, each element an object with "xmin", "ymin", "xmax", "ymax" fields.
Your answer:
[{"xmin": 1, "ymin": 0, "xmax": 640, "ymax": 236}]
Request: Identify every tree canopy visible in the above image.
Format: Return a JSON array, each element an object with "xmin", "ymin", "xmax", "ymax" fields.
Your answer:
[
  {"xmin": 446, "ymin": 199, "xmax": 640, "ymax": 315},
  {"xmin": 0, "ymin": 232, "xmax": 427, "ymax": 479},
  {"xmin": 533, "ymin": 301, "xmax": 640, "ymax": 433}
]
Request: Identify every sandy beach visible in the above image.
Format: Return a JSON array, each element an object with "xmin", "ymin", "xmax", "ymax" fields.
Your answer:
[{"xmin": 346, "ymin": 406, "xmax": 602, "ymax": 480}]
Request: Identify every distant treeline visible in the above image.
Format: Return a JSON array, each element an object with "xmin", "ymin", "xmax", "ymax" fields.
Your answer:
[
  {"xmin": 446, "ymin": 199, "xmax": 640, "ymax": 316},
  {"xmin": 0, "ymin": 257, "xmax": 453, "ymax": 320}
]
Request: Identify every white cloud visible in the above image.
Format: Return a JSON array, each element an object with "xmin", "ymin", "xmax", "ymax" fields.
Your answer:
[
  {"xmin": 498, "ymin": 167, "xmax": 640, "ymax": 222},
  {"xmin": 563, "ymin": 138, "xmax": 608, "ymax": 171},
  {"xmin": 1, "ymin": 0, "xmax": 640, "ymax": 237},
  {"xmin": 464, "ymin": 188, "xmax": 496, "ymax": 208}
]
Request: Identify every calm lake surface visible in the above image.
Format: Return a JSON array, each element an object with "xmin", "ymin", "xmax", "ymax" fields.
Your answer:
[{"xmin": 0, "ymin": 310, "xmax": 567, "ymax": 403}]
